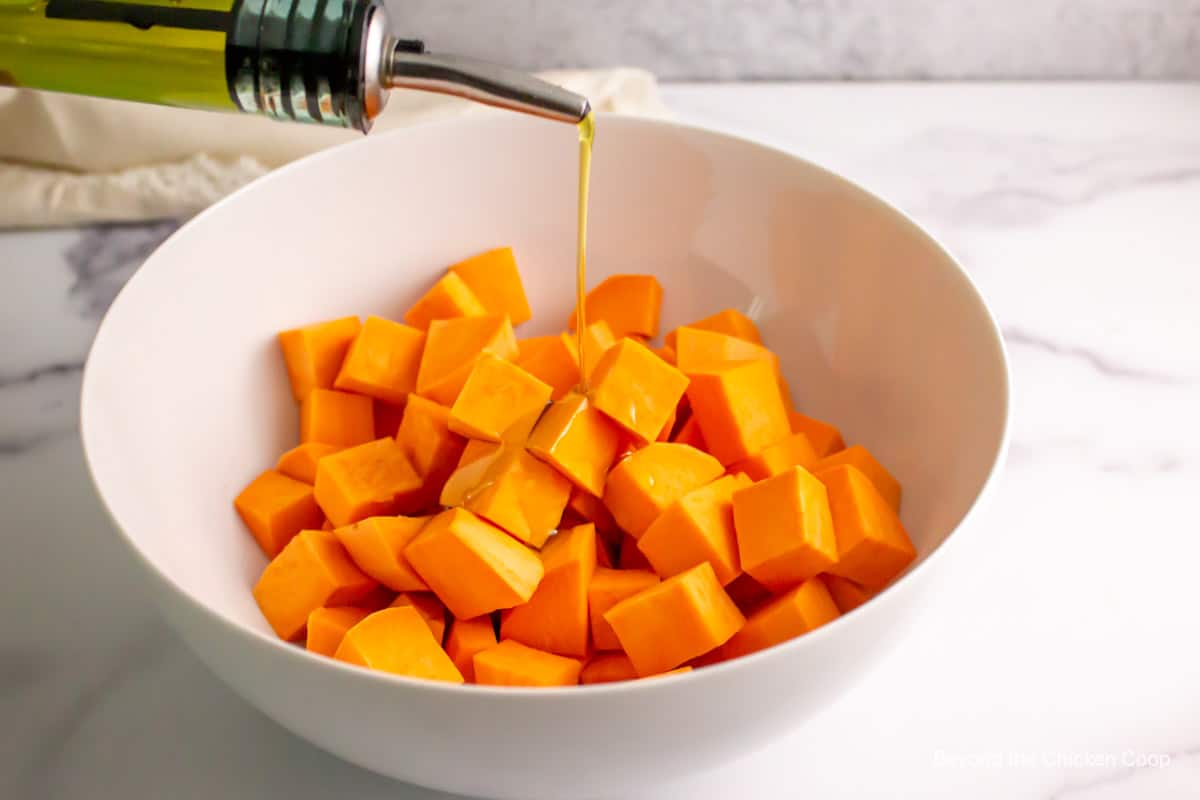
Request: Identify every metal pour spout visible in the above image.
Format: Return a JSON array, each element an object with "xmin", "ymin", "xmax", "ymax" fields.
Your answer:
[{"xmin": 385, "ymin": 44, "xmax": 591, "ymax": 125}]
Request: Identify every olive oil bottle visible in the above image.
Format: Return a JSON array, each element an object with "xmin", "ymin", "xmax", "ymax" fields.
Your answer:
[
  {"xmin": 0, "ymin": 0, "xmax": 590, "ymax": 130},
  {"xmin": 2, "ymin": 0, "xmax": 599, "ymax": 389}
]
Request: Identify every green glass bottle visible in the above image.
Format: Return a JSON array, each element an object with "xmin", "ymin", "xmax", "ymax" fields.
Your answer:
[{"xmin": 0, "ymin": 0, "xmax": 589, "ymax": 131}]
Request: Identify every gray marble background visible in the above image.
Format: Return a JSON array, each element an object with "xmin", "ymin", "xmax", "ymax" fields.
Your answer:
[{"xmin": 388, "ymin": 0, "xmax": 1200, "ymax": 79}]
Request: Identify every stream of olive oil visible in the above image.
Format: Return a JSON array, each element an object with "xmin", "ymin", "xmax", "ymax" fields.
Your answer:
[
  {"xmin": 456, "ymin": 113, "xmax": 595, "ymax": 510},
  {"xmin": 575, "ymin": 112, "xmax": 595, "ymax": 394}
]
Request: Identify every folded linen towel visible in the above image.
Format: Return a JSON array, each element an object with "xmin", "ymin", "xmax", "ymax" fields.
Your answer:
[{"xmin": 0, "ymin": 68, "xmax": 668, "ymax": 228}]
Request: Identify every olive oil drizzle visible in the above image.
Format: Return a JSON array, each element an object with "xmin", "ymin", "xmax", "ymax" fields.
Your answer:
[
  {"xmin": 446, "ymin": 113, "xmax": 596, "ymax": 516},
  {"xmin": 575, "ymin": 111, "xmax": 595, "ymax": 394}
]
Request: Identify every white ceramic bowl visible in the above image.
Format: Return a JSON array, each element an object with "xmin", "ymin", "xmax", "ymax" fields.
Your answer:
[{"xmin": 81, "ymin": 114, "xmax": 1009, "ymax": 800}]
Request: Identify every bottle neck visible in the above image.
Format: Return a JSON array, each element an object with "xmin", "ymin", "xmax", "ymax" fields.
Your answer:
[
  {"xmin": 225, "ymin": 0, "xmax": 388, "ymax": 131},
  {"xmin": 0, "ymin": 0, "xmax": 589, "ymax": 131}
]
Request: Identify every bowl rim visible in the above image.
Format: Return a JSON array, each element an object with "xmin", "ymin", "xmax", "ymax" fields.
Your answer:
[{"xmin": 79, "ymin": 111, "xmax": 1012, "ymax": 699}]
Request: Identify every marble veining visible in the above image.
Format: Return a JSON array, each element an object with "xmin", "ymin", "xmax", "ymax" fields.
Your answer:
[
  {"xmin": 3, "ymin": 84, "xmax": 1200, "ymax": 798},
  {"xmin": 0, "ymin": 223, "xmax": 177, "ymax": 457},
  {"xmin": 64, "ymin": 222, "xmax": 179, "ymax": 319},
  {"xmin": 1001, "ymin": 327, "xmax": 1192, "ymax": 385},
  {"xmin": 1048, "ymin": 748, "xmax": 1200, "ymax": 799},
  {"xmin": 869, "ymin": 130, "xmax": 1200, "ymax": 230},
  {"xmin": 0, "ymin": 366, "xmax": 82, "ymax": 455}
]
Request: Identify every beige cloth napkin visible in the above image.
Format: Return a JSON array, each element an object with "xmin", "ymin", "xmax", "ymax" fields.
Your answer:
[{"xmin": 0, "ymin": 68, "xmax": 668, "ymax": 229}]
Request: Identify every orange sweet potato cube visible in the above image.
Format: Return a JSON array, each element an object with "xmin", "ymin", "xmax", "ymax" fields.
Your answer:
[
  {"xmin": 389, "ymin": 591, "xmax": 448, "ymax": 644},
  {"xmin": 277, "ymin": 316, "xmax": 361, "ymax": 403},
  {"xmin": 276, "ymin": 442, "xmax": 340, "ymax": 485},
  {"xmin": 587, "ymin": 567, "xmax": 660, "ymax": 651},
  {"xmin": 595, "ymin": 537, "xmax": 616, "ymax": 569},
  {"xmin": 579, "ymin": 653, "xmax": 689, "ymax": 682},
  {"xmin": 604, "ymin": 562, "xmax": 744, "ymax": 676},
  {"xmin": 656, "ymin": 403, "xmax": 678, "ymax": 442},
  {"xmin": 334, "ymin": 606, "xmax": 464, "ymax": 683},
  {"xmin": 788, "ymin": 411, "xmax": 846, "ymax": 458},
  {"xmin": 562, "ymin": 319, "xmax": 617, "ymax": 382},
  {"xmin": 638, "ymin": 473, "xmax": 749, "ymax": 585},
  {"xmin": 778, "ymin": 375, "xmax": 797, "ymax": 412},
  {"xmin": 732, "ymin": 466, "xmax": 838, "ymax": 590},
  {"xmin": 517, "ymin": 335, "xmax": 579, "ymax": 400},
  {"xmin": 436, "ymin": 440, "xmax": 505, "ymax": 508},
  {"xmin": 416, "ymin": 314, "xmax": 517, "ymax": 406},
  {"xmin": 665, "ymin": 309, "xmax": 762, "ymax": 350},
  {"xmin": 393, "ymin": 394, "xmax": 467, "ymax": 510},
  {"xmin": 473, "ymin": 640, "xmax": 582, "ymax": 687},
  {"xmin": 566, "ymin": 487, "xmax": 620, "ymax": 541},
  {"xmin": 314, "ymin": 437, "xmax": 423, "ymax": 527},
  {"xmin": 730, "ymin": 431, "xmax": 819, "ymax": 481},
  {"xmin": 526, "ymin": 393, "xmax": 622, "ymax": 497},
  {"xmin": 589, "ymin": 338, "xmax": 689, "ymax": 443},
  {"xmin": 612, "ymin": 437, "xmax": 640, "ymax": 465},
  {"xmin": 359, "ymin": 583, "xmax": 398, "ymax": 611},
  {"xmin": 602, "ymin": 442, "xmax": 724, "ymax": 538},
  {"xmin": 455, "ymin": 437, "xmax": 497, "ymax": 468},
  {"xmin": 333, "ymin": 515, "xmax": 430, "ymax": 592},
  {"xmin": 724, "ymin": 573, "xmax": 772, "ymax": 613},
  {"xmin": 253, "ymin": 529, "xmax": 378, "ymax": 640},
  {"xmin": 671, "ymin": 414, "xmax": 707, "ymax": 451},
  {"xmin": 823, "ymin": 573, "xmax": 874, "ymax": 613},
  {"xmin": 689, "ymin": 647, "xmax": 730, "ymax": 669},
  {"xmin": 405, "ymin": 508, "xmax": 545, "ymax": 619},
  {"xmin": 616, "ymin": 532, "xmax": 651, "ymax": 571},
  {"xmin": 685, "ymin": 359, "xmax": 789, "ymax": 465},
  {"xmin": 332, "ymin": 316, "xmax": 425, "ymax": 405},
  {"xmin": 449, "ymin": 354, "xmax": 552, "ymax": 443},
  {"xmin": 471, "ymin": 445, "xmax": 572, "ymax": 549},
  {"xmin": 439, "ymin": 444, "xmax": 571, "ymax": 548},
  {"xmin": 403, "ymin": 271, "xmax": 486, "ymax": 331},
  {"xmin": 580, "ymin": 653, "xmax": 640, "ymax": 684},
  {"xmin": 721, "ymin": 576, "xmax": 840, "ymax": 660},
  {"xmin": 676, "ymin": 323, "xmax": 796, "ymax": 419},
  {"xmin": 306, "ymin": 606, "xmax": 371, "ymax": 657},
  {"xmin": 501, "ymin": 523, "xmax": 597, "ymax": 657},
  {"xmin": 817, "ymin": 445, "xmax": 901, "ymax": 512},
  {"xmin": 445, "ymin": 616, "xmax": 498, "ymax": 682},
  {"xmin": 819, "ymin": 465, "xmax": 915, "ymax": 587},
  {"xmin": 300, "ymin": 388, "xmax": 375, "ymax": 447},
  {"xmin": 654, "ymin": 344, "xmax": 677, "ymax": 366},
  {"xmin": 235, "ymin": 469, "xmax": 325, "ymax": 557},
  {"xmin": 373, "ymin": 400, "xmax": 406, "ymax": 439},
  {"xmin": 673, "ymin": 326, "xmax": 780, "ymax": 376},
  {"xmin": 568, "ymin": 274, "xmax": 663, "ymax": 339},
  {"xmin": 649, "ymin": 666, "xmax": 693, "ymax": 679},
  {"xmin": 448, "ymin": 247, "xmax": 532, "ymax": 326}
]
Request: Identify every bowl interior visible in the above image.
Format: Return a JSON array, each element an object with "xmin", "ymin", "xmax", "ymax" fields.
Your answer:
[{"xmin": 82, "ymin": 114, "xmax": 1007, "ymax": 657}]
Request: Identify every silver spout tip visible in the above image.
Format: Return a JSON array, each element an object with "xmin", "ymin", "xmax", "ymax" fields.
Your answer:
[{"xmin": 387, "ymin": 48, "xmax": 592, "ymax": 125}]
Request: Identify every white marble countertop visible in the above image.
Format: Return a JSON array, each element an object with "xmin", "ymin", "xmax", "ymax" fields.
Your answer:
[
  {"xmin": 3, "ymin": 82, "xmax": 1200, "ymax": 799},
  {"xmin": 397, "ymin": 1, "xmax": 1200, "ymax": 79}
]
